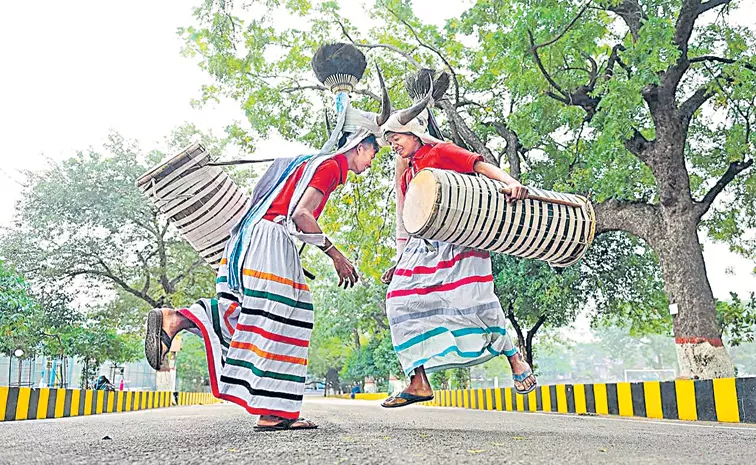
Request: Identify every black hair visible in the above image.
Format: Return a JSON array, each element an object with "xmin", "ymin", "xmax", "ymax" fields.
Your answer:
[
  {"xmin": 359, "ymin": 134, "xmax": 380, "ymax": 152},
  {"xmin": 336, "ymin": 132, "xmax": 380, "ymax": 152}
]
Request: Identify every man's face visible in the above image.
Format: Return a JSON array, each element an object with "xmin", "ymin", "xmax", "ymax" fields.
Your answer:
[
  {"xmin": 351, "ymin": 141, "xmax": 378, "ymax": 174},
  {"xmin": 386, "ymin": 132, "xmax": 422, "ymax": 159}
]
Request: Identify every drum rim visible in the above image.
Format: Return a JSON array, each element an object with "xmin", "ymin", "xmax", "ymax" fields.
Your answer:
[
  {"xmin": 403, "ymin": 168, "xmax": 442, "ymax": 236},
  {"xmin": 135, "ymin": 141, "xmax": 208, "ymax": 187}
]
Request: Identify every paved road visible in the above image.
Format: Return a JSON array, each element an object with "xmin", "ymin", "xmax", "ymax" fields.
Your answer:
[{"xmin": 2, "ymin": 397, "xmax": 755, "ymax": 464}]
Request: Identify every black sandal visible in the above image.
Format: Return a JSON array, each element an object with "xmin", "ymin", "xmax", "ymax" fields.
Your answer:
[
  {"xmin": 253, "ymin": 418, "xmax": 318, "ymax": 431},
  {"xmin": 145, "ymin": 309, "xmax": 174, "ymax": 370},
  {"xmin": 381, "ymin": 392, "xmax": 434, "ymax": 408}
]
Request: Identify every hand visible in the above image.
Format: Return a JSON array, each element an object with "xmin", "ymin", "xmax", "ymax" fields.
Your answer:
[
  {"xmin": 506, "ymin": 183, "xmax": 528, "ymax": 204},
  {"xmin": 381, "ymin": 265, "xmax": 396, "ymax": 285},
  {"xmin": 330, "ymin": 250, "xmax": 359, "ymax": 289}
]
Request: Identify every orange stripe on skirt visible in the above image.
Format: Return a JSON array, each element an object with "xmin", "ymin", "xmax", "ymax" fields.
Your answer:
[
  {"xmin": 242, "ymin": 269, "xmax": 310, "ymax": 291},
  {"xmin": 230, "ymin": 340, "xmax": 308, "ymax": 365}
]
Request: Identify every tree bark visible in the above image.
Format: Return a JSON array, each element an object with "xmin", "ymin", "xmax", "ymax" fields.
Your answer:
[
  {"xmin": 524, "ymin": 315, "xmax": 546, "ymax": 367},
  {"xmin": 505, "ymin": 305, "xmax": 527, "ymax": 355},
  {"xmin": 655, "ymin": 210, "xmax": 735, "ymax": 378}
]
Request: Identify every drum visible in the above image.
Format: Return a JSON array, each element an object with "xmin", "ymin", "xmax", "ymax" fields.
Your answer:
[
  {"xmin": 136, "ymin": 142, "xmax": 250, "ymax": 270},
  {"xmin": 402, "ymin": 168, "xmax": 595, "ymax": 267}
]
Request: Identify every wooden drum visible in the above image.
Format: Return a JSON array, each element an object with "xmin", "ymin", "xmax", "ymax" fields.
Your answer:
[
  {"xmin": 136, "ymin": 143, "xmax": 250, "ymax": 270},
  {"xmin": 403, "ymin": 168, "xmax": 595, "ymax": 267}
]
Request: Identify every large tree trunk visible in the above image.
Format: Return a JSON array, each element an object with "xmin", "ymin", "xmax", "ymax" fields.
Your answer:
[
  {"xmin": 649, "ymin": 114, "xmax": 735, "ymax": 379},
  {"xmin": 656, "ymin": 215, "xmax": 734, "ymax": 378}
]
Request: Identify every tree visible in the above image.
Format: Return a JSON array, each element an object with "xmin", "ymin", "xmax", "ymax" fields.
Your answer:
[
  {"xmin": 493, "ymin": 254, "xmax": 583, "ymax": 367},
  {"xmin": 1, "ymin": 128, "xmax": 220, "ymax": 313},
  {"xmin": 181, "ymin": 0, "xmax": 756, "ymax": 378},
  {"xmin": 454, "ymin": 0, "xmax": 756, "ymax": 378},
  {"xmin": 0, "ymin": 260, "xmax": 39, "ymax": 357},
  {"xmin": 0, "ymin": 126, "xmax": 232, "ymax": 386}
]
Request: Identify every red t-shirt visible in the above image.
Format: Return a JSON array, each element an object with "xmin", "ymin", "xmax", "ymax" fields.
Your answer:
[
  {"xmin": 263, "ymin": 154, "xmax": 349, "ymax": 221},
  {"xmin": 401, "ymin": 142, "xmax": 483, "ymax": 195}
]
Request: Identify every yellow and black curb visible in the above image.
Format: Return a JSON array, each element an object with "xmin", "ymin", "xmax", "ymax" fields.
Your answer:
[
  {"xmin": 0, "ymin": 387, "xmax": 219, "ymax": 422},
  {"xmin": 421, "ymin": 377, "xmax": 756, "ymax": 423}
]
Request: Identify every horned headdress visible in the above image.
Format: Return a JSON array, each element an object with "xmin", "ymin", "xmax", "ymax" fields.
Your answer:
[
  {"xmin": 311, "ymin": 43, "xmax": 390, "ymax": 153},
  {"xmin": 379, "ymin": 68, "xmax": 450, "ymax": 143}
]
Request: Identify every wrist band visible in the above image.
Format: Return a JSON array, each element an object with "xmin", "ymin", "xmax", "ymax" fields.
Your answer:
[{"xmin": 322, "ymin": 243, "xmax": 335, "ymax": 254}]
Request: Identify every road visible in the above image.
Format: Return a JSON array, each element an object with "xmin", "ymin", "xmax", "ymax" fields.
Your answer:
[{"xmin": 2, "ymin": 397, "xmax": 755, "ymax": 464}]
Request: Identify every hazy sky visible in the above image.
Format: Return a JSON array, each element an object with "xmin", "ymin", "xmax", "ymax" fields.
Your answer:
[{"xmin": 0, "ymin": 0, "xmax": 754, "ymax": 303}]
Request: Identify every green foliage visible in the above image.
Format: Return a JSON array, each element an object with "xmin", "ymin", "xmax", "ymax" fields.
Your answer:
[
  {"xmin": 579, "ymin": 233, "xmax": 670, "ymax": 336},
  {"xmin": 176, "ymin": 333, "xmax": 211, "ymax": 391},
  {"xmin": 178, "ymin": 0, "xmax": 756, "ymax": 377},
  {"xmin": 0, "ymin": 126, "xmax": 228, "ymax": 382},
  {"xmin": 717, "ymin": 292, "xmax": 756, "ymax": 346},
  {"xmin": 450, "ymin": 367, "xmax": 471, "ymax": 390},
  {"xmin": 0, "ymin": 261, "xmax": 40, "ymax": 356},
  {"xmin": 429, "ymin": 369, "xmax": 449, "ymax": 390}
]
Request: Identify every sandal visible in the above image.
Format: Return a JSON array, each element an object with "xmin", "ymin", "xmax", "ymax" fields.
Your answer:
[
  {"xmin": 253, "ymin": 417, "xmax": 318, "ymax": 431},
  {"xmin": 145, "ymin": 309, "xmax": 174, "ymax": 370},
  {"xmin": 513, "ymin": 369, "xmax": 537, "ymax": 395},
  {"xmin": 381, "ymin": 392, "xmax": 434, "ymax": 408}
]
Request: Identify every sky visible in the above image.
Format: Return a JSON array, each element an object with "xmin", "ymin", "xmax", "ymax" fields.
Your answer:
[{"xmin": 0, "ymin": 0, "xmax": 754, "ymax": 309}]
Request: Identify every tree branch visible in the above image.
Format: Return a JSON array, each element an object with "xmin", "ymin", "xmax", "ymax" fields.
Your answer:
[
  {"xmin": 594, "ymin": 199, "xmax": 661, "ymax": 245},
  {"xmin": 698, "ymin": 0, "xmax": 731, "ymax": 15},
  {"xmin": 168, "ymin": 258, "xmax": 204, "ymax": 289},
  {"xmin": 525, "ymin": 314, "xmax": 547, "ymax": 366},
  {"xmin": 280, "ymin": 84, "xmax": 381, "ymax": 102},
  {"xmin": 624, "ymin": 128, "xmax": 655, "ymax": 163},
  {"xmin": 674, "ymin": 0, "xmax": 705, "ymax": 56},
  {"xmin": 382, "ymin": 2, "xmax": 461, "ymax": 105},
  {"xmin": 678, "ymin": 85, "xmax": 715, "ymax": 131},
  {"xmin": 281, "ymin": 84, "xmax": 326, "ymax": 93},
  {"xmin": 68, "ymin": 269, "xmax": 160, "ymax": 308},
  {"xmin": 689, "ymin": 55, "xmax": 756, "ymax": 73},
  {"xmin": 491, "ymin": 122, "xmax": 523, "ymax": 180},
  {"xmin": 528, "ymin": 30, "xmax": 569, "ymax": 100},
  {"xmin": 606, "ymin": 0, "xmax": 646, "ymax": 41},
  {"xmin": 695, "ymin": 159, "xmax": 754, "ymax": 219},
  {"xmin": 531, "ymin": 1, "xmax": 592, "ymax": 51},
  {"xmin": 438, "ymin": 100, "xmax": 496, "ymax": 163},
  {"xmin": 336, "ymin": 17, "xmax": 423, "ymax": 72},
  {"xmin": 505, "ymin": 304, "xmax": 526, "ymax": 352},
  {"xmin": 156, "ymin": 218, "xmax": 172, "ymax": 295}
]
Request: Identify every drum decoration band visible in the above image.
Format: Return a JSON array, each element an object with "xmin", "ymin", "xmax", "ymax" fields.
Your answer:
[
  {"xmin": 402, "ymin": 168, "xmax": 596, "ymax": 267},
  {"xmin": 135, "ymin": 142, "xmax": 249, "ymax": 270}
]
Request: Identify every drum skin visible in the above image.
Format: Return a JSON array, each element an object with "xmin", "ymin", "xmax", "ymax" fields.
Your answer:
[
  {"xmin": 402, "ymin": 168, "xmax": 596, "ymax": 267},
  {"xmin": 136, "ymin": 143, "xmax": 249, "ymax": 270}
]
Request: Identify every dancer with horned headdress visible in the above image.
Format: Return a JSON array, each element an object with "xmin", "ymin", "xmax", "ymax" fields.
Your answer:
[
  {"xmin": 379, "ymin": 70, "xmax": 537, "ymax": 408},
  {"xmin": 142, "ymin": 44, "xmax": 389, "ymax": 430}
]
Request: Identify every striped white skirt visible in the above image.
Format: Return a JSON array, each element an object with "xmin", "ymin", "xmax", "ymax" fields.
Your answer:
[
  {"xmin": 386, "ymin": 237, "xmax": 518, "ymax": 376},
  {"xmin": 180, "ymin": 220, "xmax": 312, "ymax": 419}
]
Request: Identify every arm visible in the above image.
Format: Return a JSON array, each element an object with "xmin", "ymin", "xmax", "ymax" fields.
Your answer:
[
  {"xmin": 394, "ymin": 156, "xmax": 410, "ymax": 258},
  {"xmin": 382, "ymin": 156, "xmax": 409, "ymax": 285},
  {"xmin": 473, "ymin": 160, "xmax": 528, "ymax": 202},
  {"xmin": 292, "ymin": 187, "xmax": 358, "ymax": 288}
]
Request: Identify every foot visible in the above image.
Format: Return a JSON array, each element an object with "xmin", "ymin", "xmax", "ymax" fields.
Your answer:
[
  {"xmin": 256, "ymin": 415, "xmax": 318, "ymax": 429},
  {"xmin": 145, "ymin": 307, "xmax": 194, "ymax": 370},
  {"xmin": 159, "ymin": 308, "xmax": 192, "ymax": 350},
  {"xmin": 508, "ymin": 352, "xmax": 537, "ymax": 393},
  {"xmin": 381, "ymin": 367, "xmax": 434, "ymax": 408}
]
